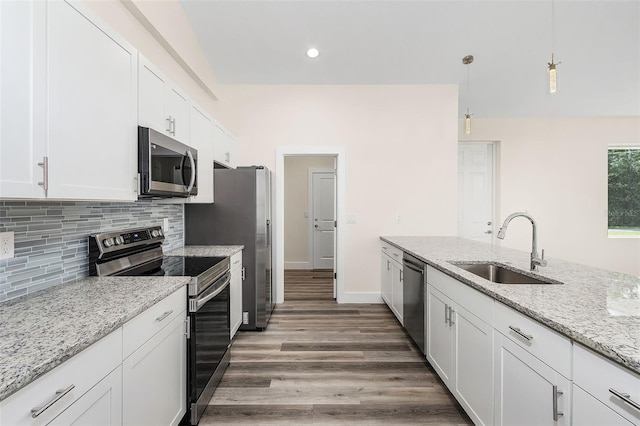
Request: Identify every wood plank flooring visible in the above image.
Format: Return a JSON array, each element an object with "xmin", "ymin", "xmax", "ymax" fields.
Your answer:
[{"xmin": 200, "ymin": 270, "xmax": 472, "ymax": 425}]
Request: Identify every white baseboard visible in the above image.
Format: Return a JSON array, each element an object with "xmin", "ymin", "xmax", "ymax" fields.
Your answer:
[
  {"xmin": 337, "ymin": 292, "xmax": 384, "ymax": 304},
  {"xmin": 284, "ymin": 261, "xmax": 312, "ymax": 270}
]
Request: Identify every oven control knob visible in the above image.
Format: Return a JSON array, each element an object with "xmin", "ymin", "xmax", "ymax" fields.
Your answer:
[
  {"xmin": 114, "ymin": 236, "xmax": 124, "ymax": 245},
  {"xmin": 151, "ymin": 229, "xmax": 161, "ymax": 238},
  {"xmin": 103, "ymin": 238, "xmax": 114, "ymax": 248}
]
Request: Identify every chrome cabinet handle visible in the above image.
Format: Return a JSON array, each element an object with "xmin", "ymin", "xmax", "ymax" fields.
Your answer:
[
  {"xmin": 155, "ymin": 310, "xmax": 173, "ymax": 322},
  {"xmin": 552, "ymin": 385, "xmax": 564, "ymax": 420},
  {"xmin": 399, "ymin": 271, "xmax": 403, "ymax": 282},
  {"xmin": 444, "ymin": 303, "xmax": 450, "ymax": 324},
  {"xmin": 225, "ymin": 152, "xmax": 230, "ymax": 163},
  {"xmin": 171, "ymin": 117, "xmax": 176, "ymax": 135},
  {"xmin": 609, "ymin": 388, "xmax": 640, "ymax": 411},
  {"xmin": 508, "ymin": 325, "xmax": 533, "ymax": 341},
  {"xmin": 166, "ymin": 116, "xmax": 172, "ymax": 133},
  {"xmin": 241, "ymin": 266, "xmax": 246, "ymax": 280},
  {"xmin": 31, "ymin": 384, "xmax": 75, "ymax": 418},
  {"xmin": 387, "ymin": 260, "xmax": 391, "ymax": 271},
  {"xmin": 37, "ymin": 157, "xmax": 48, "ymax": 196},
  {"xmin": 448, "ymin": 306, "xmax": 455, "ymax": 326}
]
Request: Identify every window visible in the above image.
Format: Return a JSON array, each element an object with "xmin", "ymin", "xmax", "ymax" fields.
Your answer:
[{"xmin": 608, "ymin": 147, "xmax": 640, "ymax": 237}]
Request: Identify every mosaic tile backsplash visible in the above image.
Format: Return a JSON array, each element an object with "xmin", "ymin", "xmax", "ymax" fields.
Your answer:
[{"xmin": 0, "ymin": 200, "xmax": 184, "ymax": 302}]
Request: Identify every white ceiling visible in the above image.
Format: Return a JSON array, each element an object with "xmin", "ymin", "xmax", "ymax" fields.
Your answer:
[{"xmin": 180, "ymin": 0, "xmax": 640, "ymax": 118}]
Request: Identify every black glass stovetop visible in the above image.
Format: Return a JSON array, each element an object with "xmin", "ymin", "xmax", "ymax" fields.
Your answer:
[{"xmin": 161, "ymin": 256, "xmax": 227, "ymax": 277}]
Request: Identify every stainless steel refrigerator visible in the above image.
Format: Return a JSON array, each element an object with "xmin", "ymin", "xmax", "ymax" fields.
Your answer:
[{"xmin": 185, "ymin": 166, "xmax": 274, "ymax": 330}]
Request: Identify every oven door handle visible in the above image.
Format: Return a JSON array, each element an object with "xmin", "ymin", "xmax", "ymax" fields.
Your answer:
[{"xmin": 195, "ymin": 273, "xmax": 230, "ymax": 311}]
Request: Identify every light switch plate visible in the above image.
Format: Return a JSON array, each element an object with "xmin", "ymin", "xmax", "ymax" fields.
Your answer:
[
  {"xmin": 0, "ymin": 231, "xmax": 15, "ymax": 259},
  {"xmin": 346, "ymin": 215, "xmax": 357, "ymax": 224}
]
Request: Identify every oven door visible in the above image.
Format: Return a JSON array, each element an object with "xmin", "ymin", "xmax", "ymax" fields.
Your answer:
[
  {"xmin": 138, "ymin": 126, "xmax": 198, "ymax": 198},
  {"xmin": 187, "ymin": 272, "xmax": 230, "ymax": 425}
]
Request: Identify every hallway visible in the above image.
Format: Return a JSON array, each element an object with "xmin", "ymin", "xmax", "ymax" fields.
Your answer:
[{"xmin": 200, "ymin": 270, "xmax": 471, "ymax": 425}]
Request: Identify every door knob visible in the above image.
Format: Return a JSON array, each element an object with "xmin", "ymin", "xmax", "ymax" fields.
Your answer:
[
  {"xmin": 314, "ymin": 224, "xmax": 319, "ymax": 229},
  {"xmin": 487, "ymin": 221, "xmax": 492, "ymax": 226}
]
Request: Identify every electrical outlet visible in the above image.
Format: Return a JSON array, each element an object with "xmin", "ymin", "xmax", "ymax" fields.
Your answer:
[
  {"xmin": 163, "ymin": 218, "xmax": 169, "ymax": 233},
  {"xmin": 346, "ymin": 215, "xmax": 357, "ymax": 224},
  {"xmin": 395, "ymin": 213, "xmax": 401, "ymax": 224},
  {"xmin": 0, "ymin": 232, "xmax": 15, "ymax": 260}
]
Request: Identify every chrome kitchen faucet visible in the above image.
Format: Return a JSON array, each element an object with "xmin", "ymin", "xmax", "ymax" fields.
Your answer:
[{"xmin": 497, "ymin": 212, "xmax": 547, "ymax": 271}]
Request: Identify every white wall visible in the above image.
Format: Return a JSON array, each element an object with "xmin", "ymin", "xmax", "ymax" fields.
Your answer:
[
  {"xmin": 284, "ymin": 156, "xmax": 335, "ymax": 269},
  {"xmin": 210, "ymin": 85, "xmax": 459, "ymax": 294},
  {"xmin": 460, "ymin": 117, "xmax": 640, "ymax": 275}
]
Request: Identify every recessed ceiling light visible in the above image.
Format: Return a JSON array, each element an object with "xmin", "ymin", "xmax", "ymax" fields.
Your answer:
[{"xmin": 306, "ymin": 48, "xmax": 319, "ymax": 59}]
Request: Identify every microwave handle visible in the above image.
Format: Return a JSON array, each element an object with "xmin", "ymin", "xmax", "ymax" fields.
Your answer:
[{"xmin": 186, "ymin": 150, "xmax": 196, "ymax": 193}]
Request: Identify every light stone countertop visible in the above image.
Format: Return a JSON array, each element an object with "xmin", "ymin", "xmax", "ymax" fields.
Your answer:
[
  {"xmin": 165, "ymin": 245, "xmax": 244, "ymax": 257},
  {"xmin": 0, "ymin": 276, "xmax": 190, "ymax": 402},
  {"xmin": 381, "ymin": 236, "xmax": 640, "ymax": 375}
]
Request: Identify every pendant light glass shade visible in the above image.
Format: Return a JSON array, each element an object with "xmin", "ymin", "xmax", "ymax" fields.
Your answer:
[
  {"xmin": 548, "ymin": 54, "xmax": 558, "ymax": 93},
  {"xmin": 465, "ymin": 111, "xmax": 471, "ymax": 135}
]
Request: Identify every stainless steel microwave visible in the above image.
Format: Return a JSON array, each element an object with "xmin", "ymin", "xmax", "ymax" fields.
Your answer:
[{"xmin": 138, "ymin": 126, "xmax": 198, "ymax": 198}]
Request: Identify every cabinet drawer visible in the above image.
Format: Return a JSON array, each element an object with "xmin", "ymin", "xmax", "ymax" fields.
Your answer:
[
  {"xmin": 427, "ymin": 266, "xmax": 493, "ymax": 325},
  {"xmin": 574, "ymin": 344, "xmax": 640, "ymax": 423},
  {"xmin": 0, "ymin": 329, "xmax": 122, "ymax": 426},
  {"xmin": 230, "ymin": 251, "xmax": 242, "ymax": 272},
  {"xmin": 380, "ymin": 243, "xmax": 403, "ymax": 265},
  {"xmin": 494, "ymin": 301, "xmax": 571, "ymax": 378},
  {"xmin": 123, "ymin": 286, "xmax": 186, "ymax": 359}
]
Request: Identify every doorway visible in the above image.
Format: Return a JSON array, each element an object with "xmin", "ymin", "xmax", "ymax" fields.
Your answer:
[
  {"xmin": 276, "ymin": 147, "xmax": 345, "ymax": 304},
  {"xmin": 458, "ymin": 142, "xmax": 496, "ymax": 243}
]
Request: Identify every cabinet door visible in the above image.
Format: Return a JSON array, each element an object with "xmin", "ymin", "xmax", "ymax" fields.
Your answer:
[
  {"xmin": 49, "ymin": 366, "xmax": 122, "ymax": 426},
  {"xmin": 391, "ymin": 261, "xmax": 403, "ymax": 323},
  {"xmin": 0, "ymin": 0, "xmax": 45, "ymax": 198},
  {"xmin": 213, "ymin": 121, "xmax": 230, "ymax": 167},
  {"xmin": 573, "ymin": 384, "xmax": 634, "ymax": 426},
  {"xmin": 122, "ymin": 312, "xmax": 186, "ymax": 426},
  {"xmin": 380, "ymin": 253, "xmax": 392, "ymax": 306},
  {"xmin": 426, "ymin": 285, "xmax": 453, "ymax": 385},
  {"xmin": 226, "ymin": 132, "xmax": 238, "ymax": 169},
  {"xmin": 187, "ymin": 103, "xmax": 214, "ymax": 203},
  {"xmin": 494, "ymin": 333, "xmax": 570, "ymax": 426},
  {"xmin": 46, "ymin": 1, "xmax": 137, "ymax": 201},
  {"xmin": 230, "ymin": 265, "xmax": 243, "ymax": 339},
  {"xmin": 166, "ymin": 86, "xmax": 189, "ymax": 143},
  {"xmin": 452, "ymin": 304, "xmax": 493, "ymax": 426},
  {"xmin": 139, "ymin": 56, "xmax": 169, "ymax": 134}
]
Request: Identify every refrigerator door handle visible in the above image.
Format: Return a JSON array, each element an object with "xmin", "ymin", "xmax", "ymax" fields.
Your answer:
[{"xmin": 266, "ymin": 219, "xmax": 271, "ymax": 246}]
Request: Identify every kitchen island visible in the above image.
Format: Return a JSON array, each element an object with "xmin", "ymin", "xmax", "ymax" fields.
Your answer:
[{"xmin": 381, "ymin": 236, "xmax": 640, "ymax": 374}]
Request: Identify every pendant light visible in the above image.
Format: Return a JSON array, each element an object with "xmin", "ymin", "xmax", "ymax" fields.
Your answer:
[
  {"xmin": 547, "ymin": 0, "xmax": 560, "ymax": 93},
  {"xmin": 462, "ymin": 55, "xmax": 474, "ymax": 135}
]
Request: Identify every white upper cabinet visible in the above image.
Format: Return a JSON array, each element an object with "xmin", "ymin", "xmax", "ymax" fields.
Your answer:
[
  {"xmin": 139, "ymin": 55, "xmax": 190, "ymax": 144},
  {"xmin": 213, "ymin": 120, "xmax": 237, "ymax": 169},
  {"xmin": 46, "ymin": 1, "xmax": 138, "ymax": 201},
  {"xmin": 0, "ymin": 0, "xmax": 138, "ymax": 201},
  {"xmin": 186, "ymin": 103, "xmax": 214, "ymax": 203},
  {"xmin": 0, "ymin": 1, "xmax": 44, "ymax": 198}
]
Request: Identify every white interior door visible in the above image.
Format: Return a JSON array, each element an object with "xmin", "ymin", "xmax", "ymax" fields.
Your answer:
[
  {"xmin": 458, "ymin": 142, "xmax": 495, "ymax": 243},
  {"xmin": 311, "ymin": 171, "xmax": 335, "ymax": 269}
]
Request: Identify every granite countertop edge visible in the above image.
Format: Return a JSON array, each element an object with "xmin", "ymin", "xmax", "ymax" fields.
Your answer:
[
  {"xmin": 165, "ymin": 244, "xmax": 244, "ymax": 257},
  {"xmin": 380, "ymin": 236, "xmax": 640, "ymax": 376},
  {"xmin": 0, "ymin": 276, "xmax": 190, "ymax": 402}
]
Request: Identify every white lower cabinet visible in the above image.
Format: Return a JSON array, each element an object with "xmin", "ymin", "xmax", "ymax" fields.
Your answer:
[
  {"xmin": 48, "ymin": 366, "xmax": 122, "ymax": 426},
  {"xmin": 426, "ymin": 266, "xmax": 493, "ymax": 426},
  {"xmin": 573, "ymin": 343, "xmax": 640, "ymax": 425},
  {"xmin": 122, "ymin": 312, "xmax": 186, "ymax": 426},
  {"xmin": 0, "ymin": 287, "xmax": 187, "ymax": 426},
  {"xmin": 0, "ymin": 330, "xmax": 122, "ymax": 425},
  {"xmin": 230, "ymin": 251, "xmax": 244, "ymax": 339},
  {"xmin": 380, "ymin": 244, "xmax": 403, "ymax": 324},
  {"xmin": 572, "ymin": 384, "xmax": 634, "ymax": 426},
  {"xmin": 494, "ymin": 332, "xmax": 570, "ymax": 425}
]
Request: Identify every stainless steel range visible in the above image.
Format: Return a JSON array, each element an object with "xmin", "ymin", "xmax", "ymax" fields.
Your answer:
[{"xmin": 88, "ymin": 225, "xmax": 231, "ymax": 425}]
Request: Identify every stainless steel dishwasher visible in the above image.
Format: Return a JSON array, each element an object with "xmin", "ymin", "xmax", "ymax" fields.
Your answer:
[{"xmin": 403, "ymin": 253, "xmax": 426, "ymax": 354}]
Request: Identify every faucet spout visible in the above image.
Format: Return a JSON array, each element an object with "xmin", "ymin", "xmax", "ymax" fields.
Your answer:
[{"xmin": 497, "ymin": 212, "xmax": 547, "ymax": 271}]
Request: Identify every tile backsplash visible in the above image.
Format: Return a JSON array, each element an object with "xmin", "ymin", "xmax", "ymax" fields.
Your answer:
[{"xmin": 0, "ymin": 200, "xmax": 183, "ymax": 302}]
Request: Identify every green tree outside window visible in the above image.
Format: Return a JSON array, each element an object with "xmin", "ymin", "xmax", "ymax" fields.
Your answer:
[{"xmin": 608, "ymin": 147, "xmax": 640, "ymax": 237}]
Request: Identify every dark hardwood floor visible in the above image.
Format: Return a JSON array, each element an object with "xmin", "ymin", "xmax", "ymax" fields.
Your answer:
[{"xmin": 200, "ymin": 269, "xmax": 472, "ymax": 425}]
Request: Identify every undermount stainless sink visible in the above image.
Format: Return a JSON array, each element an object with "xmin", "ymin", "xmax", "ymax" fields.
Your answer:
[{"xmin": 449, "ymin": 262, "xmax": 561, "ymax": 285}]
